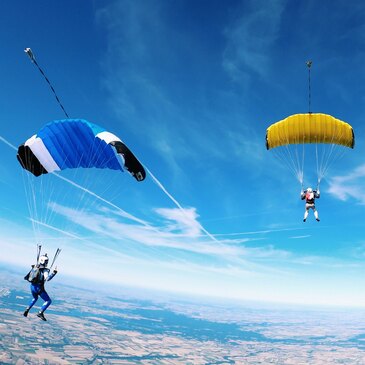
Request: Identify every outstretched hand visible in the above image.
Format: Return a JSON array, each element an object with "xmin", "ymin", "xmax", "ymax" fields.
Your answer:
[{"xmin": 53, "ymin": 266, "xmax": 58, "ymax": 274}]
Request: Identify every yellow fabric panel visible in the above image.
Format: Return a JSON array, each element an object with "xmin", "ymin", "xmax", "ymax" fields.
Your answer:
[{"xmin": 266, "ymin": 113, "xmax": 354, "ymax": 149}]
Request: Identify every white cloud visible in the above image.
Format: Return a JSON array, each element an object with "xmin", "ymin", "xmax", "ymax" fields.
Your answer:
[
  {"xmin": 155, "ymin": 207, "xmax": 202, "ymax": 237},
  {"xmin": 327, "ymin": 164, "xmax": 365, "ymax": 204},
  {"xmin": 47, "ymin": 202, "xmax": 295, "ymax": 267},
  {"xmin": 223, "ymin": 0, "xmax": 286, "ymax": 82}
]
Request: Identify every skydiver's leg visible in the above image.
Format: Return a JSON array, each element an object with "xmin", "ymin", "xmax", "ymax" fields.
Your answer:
[
  {"xmin": 303, "ymin": 209, "xmax": 309, "ymax": 222},
  {"xmin": 314, "ymin": 208, "xmax": 320, "ymax": 221},
  {"xmin": 39, "ymin": 290, "xmax": 52, "ymax": 313},
  {"xmin": 303, "ymin": 204, "xmax": 310, "ymax": 222},
  {"xmin": 24, "ymin": 285, "xmax": 39, "ymax": 316},
  {"xmin": 36, "ymin": 290, "xmax": 52, "ymax": 321}
]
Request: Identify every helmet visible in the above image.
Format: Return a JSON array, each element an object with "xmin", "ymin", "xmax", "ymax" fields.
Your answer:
[
  {"xmin": 307, "ymin": 187, "xmax": 313, "ymax": 193},
  {"xmin": 39, "ymin": 254, "xmax": 49, "ymax": 266}
]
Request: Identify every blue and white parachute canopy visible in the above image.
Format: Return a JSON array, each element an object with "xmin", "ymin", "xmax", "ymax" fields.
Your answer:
[{"xmin": 17, "ymin": 119, "xmax": 146, "ymax": 181}]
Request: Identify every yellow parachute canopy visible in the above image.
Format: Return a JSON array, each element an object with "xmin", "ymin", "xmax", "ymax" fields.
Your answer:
[{"xmin": 266, "ymin": 113, "xmax": 355, "ymax": 150}]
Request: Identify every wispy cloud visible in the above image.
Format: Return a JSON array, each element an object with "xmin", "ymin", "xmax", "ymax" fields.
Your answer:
[
  {"xmin": 96, "ymin": 0, "xmax": 270, "ymax": 180},
  {"xmin": 327, "ymin": 164, "xmax": 365, "ymax": 204},
  {"xmin": 96, "ymin": 1, "xmax": 191, "ymax": 172},
  {"xmin": 154, "ymin": 207, "xmax": 202, "ymax": 237},
  {"xmin": 51, "ymin": 203, "xmax": 242, "ymax": 255},
  {"xmin": 49, "ymin": 202, "xmax": 296, "ymax": 267},
  {"xmin": 223, "ymin": 0, "xmax": 285, "ymax": 82},
  {"xmin": 146, "ymin": 167, "xmax": 218, "ymax": 242}
]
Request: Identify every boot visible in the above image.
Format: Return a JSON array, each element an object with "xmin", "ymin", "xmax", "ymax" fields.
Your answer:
[
  {"xmin": 37, "ymin": 311, "xmax": 47, "ymax": 321},
  {"xmin": 23, "ymin": 308, "xmax": 29, "ymax": 317}
]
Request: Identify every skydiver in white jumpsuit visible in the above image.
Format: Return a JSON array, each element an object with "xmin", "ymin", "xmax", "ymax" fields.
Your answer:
[{"xmin": 301, "ymin": 187, "xmax": 320, "ymax": 222}]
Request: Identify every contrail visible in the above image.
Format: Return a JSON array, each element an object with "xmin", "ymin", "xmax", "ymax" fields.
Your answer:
[
  {"xmin": 144, "ymin": 165, "xmax": 218, "ymax": 242},
  {"xmin": 29, "ymin": 218, "xmax": 81, "ymax": 239},
  {"xmin": 212, "ymin": 227, "xmax": 307, "ymax": 236}
]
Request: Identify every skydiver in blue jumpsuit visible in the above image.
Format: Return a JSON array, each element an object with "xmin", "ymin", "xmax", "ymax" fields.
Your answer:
[{"xmin": 23, "ymin": 254, "xmax": 58, "ymax": 321}]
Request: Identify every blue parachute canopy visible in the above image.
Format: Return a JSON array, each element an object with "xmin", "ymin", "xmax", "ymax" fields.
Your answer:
[{"xmin": 17, "ymin": 119, "xmax": 146, "ymax": 181}]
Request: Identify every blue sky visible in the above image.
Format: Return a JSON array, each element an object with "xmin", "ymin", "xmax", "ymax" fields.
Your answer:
[{"xmin": 1, "ymin": 0, "xmax": 365, "ymax": 307}]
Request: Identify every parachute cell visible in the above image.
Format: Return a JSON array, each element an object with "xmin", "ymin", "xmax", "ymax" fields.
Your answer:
[
  {"xmin": 17, "ymin": 119, "xmax": 146, "ymax": 181},
  {"xmin": 266, "ymin": 113, "xmax": 354, "ymax": 150}
]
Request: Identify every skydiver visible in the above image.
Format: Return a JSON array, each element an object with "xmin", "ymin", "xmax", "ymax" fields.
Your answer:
[
  {"xmin": 301, "ymin": 187, "xmax": 320, "ymax": 222},
  {"xmin": 23, "ymin": 254, "xmax": 58, "ymax": 321}
]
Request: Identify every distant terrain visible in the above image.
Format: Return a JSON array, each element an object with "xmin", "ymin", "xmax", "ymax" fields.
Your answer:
[{"xmin": 1, "ymin": 267, "xmax": 365, "ymax": 364}]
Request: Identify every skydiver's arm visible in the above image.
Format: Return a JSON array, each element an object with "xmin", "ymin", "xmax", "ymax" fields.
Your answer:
[
  {"xmin": 47, "ymin": 270, "xmax": 57, "ymax": 281},
  {"xmin": 301, "ymin": 190, "xmax": 306, "ymax": 200},
  {"xmin": 43, "ymin": 269, "xmax": 56, "ymax": 282}
]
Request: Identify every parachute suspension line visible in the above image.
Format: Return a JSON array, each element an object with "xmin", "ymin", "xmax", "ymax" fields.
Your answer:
[
  {"xmin": 273, "ymin": 130, "xmax": 303, "ymax": 184},
  {"xmin": 24, "ymin": 48, "xmax": 70, "ymax": 119},
  {"xmin": 293, "ymin": 135, "xmax": 303, "ymax": 184},
  {"xmin": 306, "ymin": 60, "xmax": 312, "ymax": 114},
  {"xmin": 298, "ymin": 117, "xmax": 304, "ymax": 185},
  {"xmin": 282, "ymin": 123, "xmax": 303, "ymax": 184},
  {"xmin": 294, "ymin": 146, "xmax": 303, "ymax": 184},
  {"xmin": 275, "ymin": 140, "xmax": 300, "ymax": 182},
  {"xmin": 300, "ymin": 139, "xmax": 305, "ymax": 186},
  {"xmin": 315, "ymin": 138, "xmax": 321, "ymax": 187},
  {"xmin": 272, "ymin": 148, "xmax": 300, "ymax": 183},
  {"xmin": 319, "ymin": 124, "xmax": 347, "ymax": 183},
  {"xmin": 21, "ymin": 167, "xmax": 41, "ymax": 241},
  {"xmin": 291, "ymin": 122, "xmax": 304, "ymax": 185}
]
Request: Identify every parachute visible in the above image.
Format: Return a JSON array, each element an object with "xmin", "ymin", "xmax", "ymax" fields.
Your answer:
[
  {"xmin": 19, "ymin": 50, "xmax": 147, "ymax": 251},
  {"xmin": 17, "ymin": 119, "xmax": 146, "ymax": 181},
  {"xmin": 17, "ymin": 119, "xmax": 146, "ymax": 245},
  {"xmin": 266, "ymin": 113, "xmax": 354, "ymax": 149},
  {"xmin": 266, "ymin": 113, "xmax": 355, "ymax": 185}
]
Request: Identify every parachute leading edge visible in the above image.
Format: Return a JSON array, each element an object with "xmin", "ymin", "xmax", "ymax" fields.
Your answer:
[
  {"xmin": 17, "ymin": 119, "xmax": 146, "ymax": 181},
  {"xmin": 266, "ymin": 113, "xmax": 355, "ymax": 150}
]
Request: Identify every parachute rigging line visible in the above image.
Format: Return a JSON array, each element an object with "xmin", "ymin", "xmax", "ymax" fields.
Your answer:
[{"xmin": 24, "ymin": 48, "xmax": 70, "ymax": 118}]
